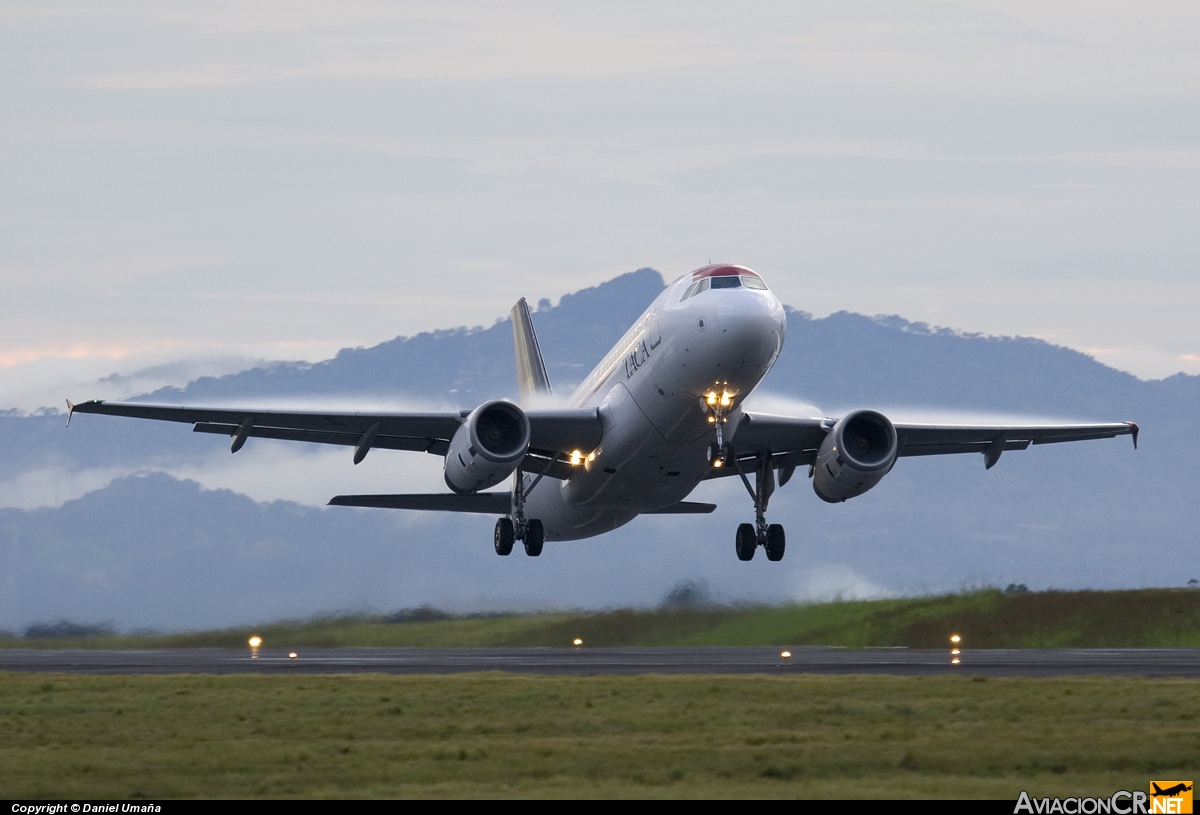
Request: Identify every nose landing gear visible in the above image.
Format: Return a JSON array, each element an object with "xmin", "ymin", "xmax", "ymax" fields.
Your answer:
[
  {"xmin": 732, "ymin": 453, "xmax": 787, "ymax": 562},
  {"xmin": 701, "ymin": 395, "xmax": 730, "ymax": 467}
]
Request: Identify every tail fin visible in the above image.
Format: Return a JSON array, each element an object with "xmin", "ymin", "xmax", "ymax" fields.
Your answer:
[{"xmin": 511, "ymin": 297, "xmax": 552, "ymax": 403}]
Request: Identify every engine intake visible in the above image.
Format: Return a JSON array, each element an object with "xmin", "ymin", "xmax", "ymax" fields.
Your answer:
[
  {"xmin": 812, "ymin": 409, "xmax": 898, "ymax": 503},
  {"xmin": 444, "ymin": 401, "xmax": 531, "ymax": 494}
]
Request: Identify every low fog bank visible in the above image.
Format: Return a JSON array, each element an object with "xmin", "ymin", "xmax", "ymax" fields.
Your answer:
[{"xmin": 0, "ymin": 463, "xmax": 1194, "ymax": 632}]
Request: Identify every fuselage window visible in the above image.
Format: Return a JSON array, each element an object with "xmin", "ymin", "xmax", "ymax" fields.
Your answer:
[
  {"xmin": 709, "ymin": 276, "xmax": 741, "ymax": 289},
  {"xmin": 742, "ymin": 276, "xmax": 768, "ymax": 290}
]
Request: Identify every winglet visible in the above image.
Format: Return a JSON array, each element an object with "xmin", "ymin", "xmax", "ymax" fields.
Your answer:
[
  {"xmin": 1128, "ymin": 422, "xmax": 1139, "ymax": 450},
  {"xmin": 65, "ymin": 399, "xmax": 75, "ymax": 427},
  {"xmin": 511, "ymin": 297, "xmax": 552, "ymax": 404}
]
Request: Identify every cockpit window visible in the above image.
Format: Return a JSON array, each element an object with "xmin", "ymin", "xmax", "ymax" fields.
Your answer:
[
  {"xmin": 709, "ymin": 276, "xmax": 741, "ymax": 289},
  {"xmin": 680, "ymin": 279, "xmax": 710, "ymax": 301},
  {"xmin": 742, "ymin": 276, "xmax": 768, "ymax": 290}
]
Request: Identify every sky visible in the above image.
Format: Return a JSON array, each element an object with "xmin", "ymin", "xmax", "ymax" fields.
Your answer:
[{"xmin": 2, "ymin": 1, "xmax": 1198, "ymax": 412}]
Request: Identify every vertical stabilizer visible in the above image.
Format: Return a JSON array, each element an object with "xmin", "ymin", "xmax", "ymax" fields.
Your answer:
[{"xmin": 511, "ymin": 298, "xmax": 553, "ymax": 403}]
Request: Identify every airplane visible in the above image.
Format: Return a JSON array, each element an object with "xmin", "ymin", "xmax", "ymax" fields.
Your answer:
[
  {"xmin": 67, "ymin": 264, "xmax": 1138, "ymax": 561},
  {"xmin": 1152, "ymin": 783, "xmax": 1193, "ymax": 798}
]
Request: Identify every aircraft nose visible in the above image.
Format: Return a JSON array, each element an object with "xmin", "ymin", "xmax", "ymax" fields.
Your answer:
[
  {"xmin": 716, "ymin": 290, "xmax": 785, "ymax": 342},
  {"xmin": 715, "ymin": 290, "xmax": 785, "ymax": 364}
]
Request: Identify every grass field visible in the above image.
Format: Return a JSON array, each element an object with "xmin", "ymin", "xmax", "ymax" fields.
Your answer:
[
  {"xmin": 2, "ymin": 671, "xmax": 1198, "ymax": 798},
  {"xmin": 6, "ymin": 588, "xmax": 1200, "ymax": 650}
]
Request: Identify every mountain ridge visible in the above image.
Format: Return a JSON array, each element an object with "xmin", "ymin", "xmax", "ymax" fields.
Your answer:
[{"xmin": 0, "ymin": 267, "xmax": 1195, "ymax": 630}]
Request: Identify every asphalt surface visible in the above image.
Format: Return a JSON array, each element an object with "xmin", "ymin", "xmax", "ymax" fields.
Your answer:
[{"xmin": 1, "ymin": 646, "xmax": 1199, "ymax": 677}]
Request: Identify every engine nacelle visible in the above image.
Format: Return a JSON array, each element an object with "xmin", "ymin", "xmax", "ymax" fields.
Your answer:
[
  {"xmin": 443, "ymin": 400, "xmax": 531, "ymax": 494},
  {"xmin": 812, "ymin": 409, "xmax": 898, "ymax": 503}
]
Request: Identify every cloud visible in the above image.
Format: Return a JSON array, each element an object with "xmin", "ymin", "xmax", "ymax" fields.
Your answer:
[
  {"xmin": 790, "ymin": 565, "xmax": 892, "ymax": 603},
  {"xmin": 162, "ymin": 444, "xmax": 449, "ymax": 507},
  {"xmin": 0, "ymin": 466, "xmax": 132, "ymax": 510}
]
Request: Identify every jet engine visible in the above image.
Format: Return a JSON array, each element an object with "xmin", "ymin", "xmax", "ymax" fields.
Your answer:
[
  {"xmin": 444, "ymin": 400, "xmax": 531, "ymax": 494},
  {"xmin": 812, "ymin": 409, "xmax": 898, "ymax": 503}
]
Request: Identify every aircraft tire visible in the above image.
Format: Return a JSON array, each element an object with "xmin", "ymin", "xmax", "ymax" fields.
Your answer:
[
  {"xmin": 524, "ymin": 519, "xmax": 545, "ymax": 557},
  {"xmin": 765, "ymin": 524, "xmax": 785, "ymax": 561},
  {"xmin": 735, "ymin": 523, "xmax": 756, "ymax": 561},
  {"xmin": 494, "ymin": 517, "xmax": 515, "ymax": 556}
]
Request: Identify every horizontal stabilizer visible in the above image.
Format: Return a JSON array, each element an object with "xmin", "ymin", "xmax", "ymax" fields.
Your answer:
[
  {"xmin": 329, "ymin": 492, "xmax": 510, "ymax": 514},
  {"xmin": 644, "ymin": 501, "xmax": 717, "ymax": 514}
]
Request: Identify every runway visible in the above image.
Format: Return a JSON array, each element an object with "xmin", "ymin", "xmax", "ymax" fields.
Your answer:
[{"xmin": 2, "ymin": 646, "xmax": 1199, "ymax": 677}]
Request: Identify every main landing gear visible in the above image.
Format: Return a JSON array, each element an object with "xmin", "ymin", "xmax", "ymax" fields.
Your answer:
[
  {"xmin": 494, "ymin": 516, "xmax": 543, "ymax": 557},
  {"xmin": 732, "ymin": 454, "xmax": 786, "ymax": 562},
  {"xmin": 494, "ymin": 459, "xmax": 553, "ymax": 557}
]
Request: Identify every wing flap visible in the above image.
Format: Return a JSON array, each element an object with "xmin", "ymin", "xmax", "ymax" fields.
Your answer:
[{"xmin": 192, "ymin": 422, "xmax": 448, "ymax": 453}]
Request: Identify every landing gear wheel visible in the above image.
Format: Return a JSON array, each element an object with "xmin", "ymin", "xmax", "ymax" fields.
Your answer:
[
  {"xmin": 765, "ymin": 524, "xmax": 785, "ymax": 561},
  {"xmin": 524, "ymin": 519, "xmax": 545, "ymax": 557},
  {"xmin": 735, "ymin": 523, "xmax": 757, "ymax": 561},
  {"xmin": 494, "ymin": 517, "xmax": 514, "ymax": 556}
]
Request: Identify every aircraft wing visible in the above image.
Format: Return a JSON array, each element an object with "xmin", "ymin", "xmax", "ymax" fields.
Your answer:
[
  {"xmin": 67, "ymin": 399, "xmax": 603, "ymax": 477},
  {"xmin": 893, "ymin": 421, "xmax": 1138, "ymax": 460},
  {"xmin": 710, "ymin": 411, "xmax": 1138, "ymax": 478}
]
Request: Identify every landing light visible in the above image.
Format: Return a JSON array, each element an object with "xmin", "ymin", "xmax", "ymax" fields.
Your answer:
[
  {"xmin": 248, "ymin": 636, "xmax": 262, "ymax": 648},
  {"xmin": 570, "ymin": 450, "xmax": 583, "ymax": 466},
  {"xmin": 573, "ymin": 638, "xmax": 583, "ymax": 647},
  {"xmin": 720, "ymin": 392, "xmax": 732, "ymax": 407},
  {"xmin": 289, "ymin": 652, "xmax": 298, "ymax": 659},
  {"xmin": 706, "ymin": 393, "xmax": 718, "ymax": 405},
  {"xmin": 781, "ymin": 651, "xmax": 791, "ymax": 659},
  {"xmin": 950, "ymin": 634, "xmax": 961, "ymax": 644}
]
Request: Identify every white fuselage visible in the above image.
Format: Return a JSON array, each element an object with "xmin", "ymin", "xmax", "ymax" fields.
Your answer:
[{"xmin": 522, "ymin": 265, "xmax": 786, "ymax": 540}]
